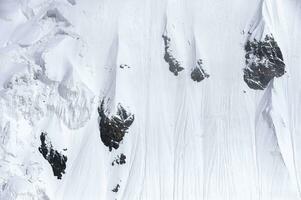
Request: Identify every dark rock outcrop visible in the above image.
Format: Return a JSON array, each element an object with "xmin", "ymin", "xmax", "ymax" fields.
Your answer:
[
  {"xmin": 112, "ymin": 184, "xmax": 120, "ymax": 193},
  {"xmin": 98, "ymin": 100, "xmax": 134, "ymax": 151},
  {"xmin": 38, "ymin": 132, "xmax": 67, "ymax": 179},
  {"xmin": 191, "ymin": 59, "xmax": 209, "ymax": 82},
  {"xmin": 162, "ymin": 34, "xmax": 184, "ymax": 76},
  {"xmin": 120, "ymin": 64, "xmax": 130, "ymax": 69},
  {"xmin": 243, "ymin": 35, "xmax": 285, "ymax": 90},
  {"xmin": 112, "ymin": 153, "xmax": 126, "ymax": 166}
]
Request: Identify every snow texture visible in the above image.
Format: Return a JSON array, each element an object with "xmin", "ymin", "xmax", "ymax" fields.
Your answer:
[{"xmin": 0, "ymin": 0, "xmax": 301, "ymax": 200}]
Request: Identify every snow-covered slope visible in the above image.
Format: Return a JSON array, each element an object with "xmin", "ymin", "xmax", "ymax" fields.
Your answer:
[{"xmin": 0, "ymin": 0, "xmax": 301, "ymax": 199}]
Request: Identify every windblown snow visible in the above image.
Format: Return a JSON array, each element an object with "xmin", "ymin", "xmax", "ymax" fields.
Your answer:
[{"xmin": 0, "ymin": 0, "xmax": 301, "ymax": 200}]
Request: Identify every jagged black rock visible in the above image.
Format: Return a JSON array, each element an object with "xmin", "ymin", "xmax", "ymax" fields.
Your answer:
[
  {"xmin": 38, "ymin": 132, "xmax": 67, "ymax": 179},
  {"xmin": 98, "ymin": 100, "xmax": 134, "ymax": 151},
  {"xmin": 162, "ymin": 34, "xmax": 184, "ymax": 76},
  {"xmin": 120, "ymin": 64, "xmax": 130, "ymax": 69},
  {"xmin": 112, "ymin": 153, "xmax": 126, "ymax": 166},
  {"xmin": 243, "ymin": 35, "xmax": 285, "ymax": 90},
  {"xmin": 191, "ymin": 59, "xmax": 209, "ymax": 82},
  {"xmin": 112, "ymin": 184, "xmax": 120, "ymax": 193}
]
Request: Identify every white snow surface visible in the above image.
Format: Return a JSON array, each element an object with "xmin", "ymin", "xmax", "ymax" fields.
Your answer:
[{"xmin": 0, "ymin": 0, "xmax": 301, "ymax": 199}]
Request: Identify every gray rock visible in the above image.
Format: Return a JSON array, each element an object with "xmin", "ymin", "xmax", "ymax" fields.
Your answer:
[{"xmin": 243, "ymin": 35, "xmax": 285, "ymax": 90}]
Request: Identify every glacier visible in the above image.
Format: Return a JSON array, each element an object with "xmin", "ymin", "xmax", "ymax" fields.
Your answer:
[{"xmin": 0, "ymin": 0, "xmax": 301, "ymax": 199}]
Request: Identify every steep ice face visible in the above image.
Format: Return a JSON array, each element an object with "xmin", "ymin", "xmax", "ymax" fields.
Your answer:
[
  {"xmin": 0, "ymin": 1, "xmax": 95, "ymax": 198},
  {"xmin": 1, "ymin": 0, "xmax": 301, "ymax": 200}
]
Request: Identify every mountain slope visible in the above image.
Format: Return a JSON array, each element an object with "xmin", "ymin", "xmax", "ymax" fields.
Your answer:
[{"xmin": 0, "ymin": 0, "xmax": 301, "ymax": 200}]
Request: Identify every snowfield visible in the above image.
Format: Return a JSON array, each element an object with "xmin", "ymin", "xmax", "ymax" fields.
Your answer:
[{"xmin": 0, "ymin": 0, "xmax": 301, "ymax": 199}]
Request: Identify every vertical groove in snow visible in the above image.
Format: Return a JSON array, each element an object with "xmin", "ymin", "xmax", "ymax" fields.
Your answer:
[
  {"xmin": 3, "ymin": 0, "xmax": 301, "ymax": 199},
  {"xmin": 261, "ymin": 0, "xmax": 301, "ymax": 197},
  {"xmin": 247, "ymin": 0, "xmax": 301, "ymax": 198}
]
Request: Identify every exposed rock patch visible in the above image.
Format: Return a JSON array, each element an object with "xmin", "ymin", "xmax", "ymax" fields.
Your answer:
[
  {"xmin": 38, "ymin": 132, "xmax": 67, "ymax": 179},
  {"xmin": 98, "ymin": 100, "xmax": 134, "ymax": 151},
  {"xmin": 162, "ymin": 34, "xmax": 184, "ymax": 76},
  {"xmin": 191, "ymin": 59, "xmax": 209, "ymax": 82},
  {"xmin": 112, "ymin": 184, "xmax": 120, "ymax": 193},
  {"xmin": 243, "ymin": 35, "xmax": 285, "ymax": 90},
  {"xmin": 112, "ymin": 153, "xmax": 126, "ymax": 166},
  {"xmin": 120, "ymin": 64, "xmax": 130, "ymax": 69}
]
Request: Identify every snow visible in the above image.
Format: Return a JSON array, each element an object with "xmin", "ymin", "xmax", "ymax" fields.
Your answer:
[{"xmin": 0, "ymin": 0, "xmax": 301, "ymax": 199}]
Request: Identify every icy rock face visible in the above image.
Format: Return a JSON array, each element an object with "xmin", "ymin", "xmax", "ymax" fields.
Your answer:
[
  {"xmin": 54, "ymin": 71, "xmax": 95, "ymax": 129},
  {"xmin": 1, "ymin": 64, "xmax": 94, "ymax": 129},
  {"xmin": 243, "ymin": 35, "xmax": 285, "ymax": 90},
  {"xmin": 0, "ymin": 0, "xmax": 94, "ymax": 129},
  {"xmin": 98, "ymin": 100, "xmax": 134, "ymax": 151},
  {"xmin": 162, "ymin": 33, "xmax": 184, "ymax": 76},
  {"xmin": 38, "ymin": 132, "xmax": 67, "ymax": 179},
  {"xmin": 191, "ymin": 59, "xmax": 209, "ymax": 82},
  {"xmin": 0, "ymin": 1, "xmax": 95, "ymax": 198}
]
